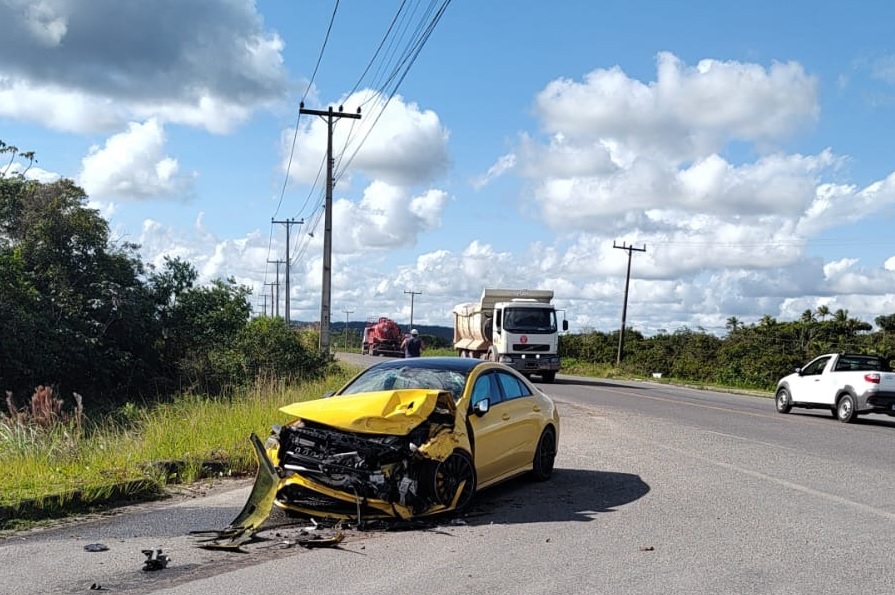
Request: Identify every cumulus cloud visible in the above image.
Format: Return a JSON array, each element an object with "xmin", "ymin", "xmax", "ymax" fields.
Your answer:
[
  {"xmin": 79, "ymin": 119, "xmax": 197, "ymax": 200},
  {"xmin": 283, "ymin": 90, "xmax": 450, "ymax": 188},
  {"xmin": 0, "ymin": 0, "xmax": 288, "ymax": 133},
  {"xmin": 331, "ymin": 180, "xmax": 450, "ymax": 253}
]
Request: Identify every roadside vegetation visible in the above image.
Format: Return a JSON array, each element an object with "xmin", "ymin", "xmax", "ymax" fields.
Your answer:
[{"xmin": 4, "ymin": 141, "xmax": 895, "ymax": 527}]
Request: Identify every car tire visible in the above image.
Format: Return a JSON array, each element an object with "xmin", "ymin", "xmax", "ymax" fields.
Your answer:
[
  {"xmin": 433, "ymin": 450, "xmax": 476, "ymax": 512},
  {"xmin": 775, "ymin": 388, "xmax": 792, "ymax": 414},
  {"xmin": 541, "ymin": 371, "xmax": 556, "ymax": 383},
  {"xmin": 836, "ymin": 395, "xmax": 857, "ymax": 423},
  {"xmin": 531, "ymin": 426, "xmax": 557, "ymax": 481}
]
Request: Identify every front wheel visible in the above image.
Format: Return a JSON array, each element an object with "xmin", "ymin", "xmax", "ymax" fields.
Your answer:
[
  {"xmin": 775, "ymin": 388, "xmax": 792, "ymax": 414},
  {"xmin": 541, "ymin": 371, "xmax": 556, "ymax": 383},
  {"xmin": 433, "ymin": 451, "xmax": 476, "ymax": 512},
  {"xmin": 836, "ymin": 395, "xmax": 857, "ymax": 423},
  {"xmin": 531, "ymin": 427, "xmax": 557, "ymax": 481}
]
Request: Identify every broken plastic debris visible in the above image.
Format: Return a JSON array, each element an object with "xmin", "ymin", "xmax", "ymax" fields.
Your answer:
[
  {"xmin": 142, "ymin": 549, "xmax": 170, "ymax": 571},
  {"xmin": 83, "ymin": 543, "xmax": 109, "ymax": 552}
]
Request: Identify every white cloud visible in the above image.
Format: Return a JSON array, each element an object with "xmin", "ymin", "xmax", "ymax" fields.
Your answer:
[
  {"xmin": 283, "ymin": 90, "xmax": 450, "ymax": 188},
  {"xmin": 472, "ymin": 153, "xmax": 517, "ymax": 190},
  {"xmin": 79, "ymin": 120, "xmax": 196, "ymax": 200},
  {"xmin": 332, "ymin": 180, "xmax": 450, "ymax": 253}
]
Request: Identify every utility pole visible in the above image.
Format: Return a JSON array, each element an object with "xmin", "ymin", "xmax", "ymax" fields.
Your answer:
[
  {"xmin": 267, "ymin": 259, "xmax": 285, "ymax": 318},
  {"xmin": 260, "ymin": 292, "xmax": 268, "ymax": 316},
  {"xmin": 343, "ymin": 308, "xmax": 354, "ymax": 350},
  {"xmin": 404, "ymin": 289, "xmax": 422, "ymax": 331},
  {"xmin": 299, "ymin": 102, "xmax": 361, "ymax": 353},
  {"xmin": 271, "ymin": 218, "xmax": 302, "ymax": 325},
  {"xmin": 614, "ymin": 241, "xmax": 646, "ymax": 366},
  {"xmin": 265, "ymin": 282, "xmax": 276, "ymax": 317}
]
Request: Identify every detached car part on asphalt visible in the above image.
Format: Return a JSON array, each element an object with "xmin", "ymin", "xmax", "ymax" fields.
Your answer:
[{"xmin": 199, "ymin": 357, "xmax": 559, "ymax": 548}]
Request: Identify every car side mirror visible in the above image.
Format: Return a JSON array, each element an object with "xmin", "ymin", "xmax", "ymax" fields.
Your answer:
[
  {"xmin": 562, "ymin": 320, "xmax": 569, "ymax": 331},
  {"xmin": 794, "ymin": 368, "xmax": 802, "ymax": 376},
  {"xmin": 472, "ymin": 398, "xmax": 490, "ymax": 416},
  {"xmin": 322, "ymin": 391, "xmax": 335, "ymax": 398}
]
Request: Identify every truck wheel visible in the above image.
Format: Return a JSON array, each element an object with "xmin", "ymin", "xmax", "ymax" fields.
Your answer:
[
  {"xmin": 836, "ymin": 395, "xmax": 857, "ymax": 423},
  {"xmin": 541, "ymin": 371, "xmax": 556, "ymax": 383},
  {"xmin": 775, "ymin": 388, "xmax": 792, "ymax": 414}
]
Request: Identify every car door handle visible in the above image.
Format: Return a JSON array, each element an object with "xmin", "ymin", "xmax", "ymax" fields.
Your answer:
[
  {"xmin": 501, "ymin": 413, "xmax": 511, "ymax": 421},
  {"xmin": 532, "ymin": 405, "xmax": 541, "ymax": 412}
]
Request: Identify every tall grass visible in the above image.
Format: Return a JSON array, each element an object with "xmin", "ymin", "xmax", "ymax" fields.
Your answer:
[{"xmin": 0, "ymin": 367, "xmax": 359, "ymax": 514}]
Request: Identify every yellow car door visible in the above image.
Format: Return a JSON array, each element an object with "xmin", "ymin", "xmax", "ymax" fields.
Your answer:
[
  {"xmin": 492, "ymin": 371, "xmax": 543, "ymax": 471},
  {"xmin": 467, "ymin": 371, "xmax": 513, "ymax": 486}
]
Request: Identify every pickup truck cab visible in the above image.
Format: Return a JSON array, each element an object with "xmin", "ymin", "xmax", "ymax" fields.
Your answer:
[{"xmin": 775, "ymin": 353, "xmax": 895, "ymax": 422}]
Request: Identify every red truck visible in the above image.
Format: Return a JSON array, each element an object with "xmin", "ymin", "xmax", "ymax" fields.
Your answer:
[{"xmin": 361, "ymin": 317, "xmax": 405, "ymax": 357}]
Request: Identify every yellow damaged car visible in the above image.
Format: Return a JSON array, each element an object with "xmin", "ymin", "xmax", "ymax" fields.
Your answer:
[{"xmin": 209, "ymin": 357, "xmax": 559, "ymax": 545}]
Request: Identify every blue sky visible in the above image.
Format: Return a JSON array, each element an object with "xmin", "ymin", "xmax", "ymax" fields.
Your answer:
[{"xmin": 3, "ymin": 0, "xmax": 895, "ymax": 335}]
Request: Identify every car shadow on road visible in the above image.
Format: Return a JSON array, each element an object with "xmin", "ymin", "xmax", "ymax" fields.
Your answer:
[
  {"xmin": 463, "ymin": 468, "xmax": 650, "ymax": 526},
  {"xmin": 791, "ymin": 410, "xmax": 895, "ymax": 428}
]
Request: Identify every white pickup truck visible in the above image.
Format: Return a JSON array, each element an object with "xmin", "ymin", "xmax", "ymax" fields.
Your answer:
[{"xmin": 775, "ymin": 353, "xmax": 895, "ymax": 422}]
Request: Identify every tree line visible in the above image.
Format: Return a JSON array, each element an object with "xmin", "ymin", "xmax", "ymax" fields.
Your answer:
[
  {"xmin": 1, "ymin": 143, "xmax": 330, "ymax": 410},
  {"xmin": 560, "ymin": 310, "xmax": 895, "ymax": 390}
]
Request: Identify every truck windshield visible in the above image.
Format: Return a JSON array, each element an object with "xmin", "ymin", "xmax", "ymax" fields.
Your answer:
[{"xmin": 503, "ymin": 308, "xmax": 557, "ymax": 333}]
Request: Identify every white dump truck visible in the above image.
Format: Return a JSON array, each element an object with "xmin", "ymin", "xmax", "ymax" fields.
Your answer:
[{"xmin": 453, "ymin": 288, "xmax": 568, "ymax": 382}]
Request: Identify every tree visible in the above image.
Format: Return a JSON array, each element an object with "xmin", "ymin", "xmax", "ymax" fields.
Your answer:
[
  {"xmin": 815, "ymin": 304, "xmax": 831, "ymax": 322},
  {"xmin": 800, "ymin": 309, "xmax": 816, "ymax": 324},
  {"xmin": 725, "ymin": 316, "xmax": 741, "ymax": 332}
]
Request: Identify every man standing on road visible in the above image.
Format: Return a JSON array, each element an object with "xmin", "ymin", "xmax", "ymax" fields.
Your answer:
[{"xmin": 402, "ymin": 329, "xmax": 423, "ymax": 358}]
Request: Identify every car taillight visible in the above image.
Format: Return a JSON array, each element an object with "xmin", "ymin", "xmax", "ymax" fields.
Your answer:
[{"xmin": 865, "ymin": 373, "xmax": 881, "ymax": 384}]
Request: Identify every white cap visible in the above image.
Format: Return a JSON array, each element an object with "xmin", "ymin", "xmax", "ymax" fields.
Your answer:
[{"xmin": 411, "ymin": 329, "xmax": 419, "ymax": 336}]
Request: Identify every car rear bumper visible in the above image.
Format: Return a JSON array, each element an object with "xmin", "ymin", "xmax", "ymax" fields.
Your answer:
[{"xmin": 863, "ymin": 390, "xmax": 895, "ymax": 413}]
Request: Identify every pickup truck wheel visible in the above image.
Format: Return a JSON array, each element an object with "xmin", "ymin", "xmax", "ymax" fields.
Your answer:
[
  {"xmin": 836, "ymin": 395, "xmax": 857, "ymax": 423},
  {"xmin": 775, "ymin": 388, "xmax": 792, "ymax": 414}
]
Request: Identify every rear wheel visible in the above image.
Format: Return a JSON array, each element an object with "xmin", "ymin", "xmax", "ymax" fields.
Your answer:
[
  {"xmin": 531, "ymin": 427, "xmax": 557, "ymax": 481},
  {"xmin": 775, "ymin": 388, "xmax": 792, "ymax": 414},
  {"xmin": 836, "ymin": 395, "xmax": 857, "ymax": 423},
  {"xmin": 433, "ymin": 451, "xmax": 476, "ymax": 512},
  {"xmin": 541, "ymin": 371, "xmax": 556, "ymax": 383}
]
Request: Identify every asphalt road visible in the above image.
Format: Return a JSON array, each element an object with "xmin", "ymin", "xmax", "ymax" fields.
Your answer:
[{"xmin": 3, "ymin": 359, "xmax": 895, "ymax": 594}]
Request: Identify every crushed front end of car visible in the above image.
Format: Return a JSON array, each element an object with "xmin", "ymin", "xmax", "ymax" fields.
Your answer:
[{"xmin": 197, "ymin": 388, "xmax": 474, "ymax": 549}]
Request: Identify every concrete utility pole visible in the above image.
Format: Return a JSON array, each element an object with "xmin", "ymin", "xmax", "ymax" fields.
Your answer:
[
  {"xmin": 614, "ymin": 241, "xmax": 646, "ymax": 366},
  {"xmin": 404, "ymin": 289, "xmax": 422, "ymax": 331},
  {"xmin": 267, "ymin": 259, "xmax": 285, "ymax": 318},
  {"xmin": 265, "ymin": 282, "xmax": 276, "ymax": 317},
  {"xmin": 299, "ymin": 102, "xmax": 361, "ymax": 353},
  {"xmin": 271, "ymin": 218, "xmax": 302, "ymax": 325},
  {"xmin": 343, "ymin": 308, "xmax": 354, "ymax": 350}
]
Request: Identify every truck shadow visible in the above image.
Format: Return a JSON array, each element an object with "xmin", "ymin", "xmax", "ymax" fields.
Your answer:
[{"xmin": 463, "ymin": 468, "xmax": 650, "ymax": 526}]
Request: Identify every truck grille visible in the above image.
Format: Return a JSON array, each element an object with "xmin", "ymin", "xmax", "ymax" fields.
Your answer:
[{"xmin": 512, "ymin": 344, "xmax": 550, "ymax": 352}]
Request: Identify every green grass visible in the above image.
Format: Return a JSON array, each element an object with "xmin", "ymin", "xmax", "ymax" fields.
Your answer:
[{"xmin": 0, "ymin": 366, "xmax": 359, "ymax": 525}]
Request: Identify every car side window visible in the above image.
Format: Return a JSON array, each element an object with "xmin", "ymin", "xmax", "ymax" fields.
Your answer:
[
  {"xmin": 471, "ymin": 373, "xmax": 502, "ymax": 408},
  {"xmin": 803, "ymin": 357, "xmax": 831, "ymax": 376},
  {"xmin": 495, "ymin": 372, "xmax": 531, "ymax": 401}
]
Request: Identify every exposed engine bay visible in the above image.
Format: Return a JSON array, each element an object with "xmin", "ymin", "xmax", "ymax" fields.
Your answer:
[
  {"xmin": 272, "ymin": 405, "xmax": 454, "ymax": 516},
  {"xmin": 194, "ymin": 388, "xmax": 474, "ymax": 550}
]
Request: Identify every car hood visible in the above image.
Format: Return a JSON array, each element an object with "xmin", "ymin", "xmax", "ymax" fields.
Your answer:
[{"xmin": 280, "ymin": 389, "xmax": 454, "ymax": 435}]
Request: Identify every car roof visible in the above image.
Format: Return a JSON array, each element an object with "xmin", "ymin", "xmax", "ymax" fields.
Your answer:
[{"xmin": 368, "ymin": 356, "xmax": 487, "ymax": 373}]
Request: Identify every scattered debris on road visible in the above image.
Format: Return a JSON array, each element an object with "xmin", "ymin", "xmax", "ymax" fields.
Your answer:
[
  {"xmin": 141, "ymin": 548, "xmax": 170, "ymax": 571},
  {"xmin": 83, "ymin": 543, "xmax": 109, "ymax": 552}
]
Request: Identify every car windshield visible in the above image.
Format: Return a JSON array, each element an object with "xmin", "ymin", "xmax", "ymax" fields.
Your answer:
[
  {"xmin": 503, "ymin": 307, "xmax": 557, "ymax": 333},
  {"xmin": 338, "ymin": 366, "xmax": 469, "ymax": 402}
]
